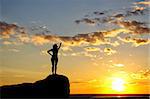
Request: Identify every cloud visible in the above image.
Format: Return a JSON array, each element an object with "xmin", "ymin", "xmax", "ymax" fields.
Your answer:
[
  {"xmin": 132, "ymin": 6, "xmax": 145, "ymax": 12},
  {"xmin": 143, "ymin": 69, "xmax": 150, "ymax": 78},
  {"xmin": 135, "ymin": 1, "xmax": 150, "ymax": 5},
  {"xmin": 61, "ymin": 51, "xmax": 96, "ymax": 58},
  {"xmin": 61, "ymin": 46, "xmax": 72, "ymax": 51},
  {"xmin": 126, "ymin": 6, "xmax": 147, "ymax": 16},
  {"xmin": 113, "ymin": 4, "xmax": 147, "ymax": 17},
  {"xmin": 84, "ymin": 47, "xmax": 100, "ymax": 52},
  {"xmin": 112, "ymin": 6, "xmax": 146, "ymax": 19},
  {"xmin": 113, "ymin": 64, "xmax": 124, "ymax": 67},
  {"xmin": 2, "ymin": 41, "xmax": 12, "ymax": 45},
  {"xmin": 75, "ymin": 18, "xmax": 96, "ymax": 25},
  {"xmin": 2, "ymin": 40, "xmax": 20, "ymax": 45},
  {"xmin": 131, "ymin": 69, "xmax": 150, "ymax": 79},
  {"xmin": 1, "ymin": 20, "xmax": 149, "ymax": 48},
  {"xmin": 75, "ymin": 4, "xmax": 147, "ymax": 26},
  {"xmin": 71, "ymin": 81, "xmax": 86, "ymax": 84},
  {"xmin": 112, "ymin": 13, "xmax": 124, "ymax": 19},
  {"xmin": 30, "ymin": 23, "xmax": 51, "ymax": 34},
  {"xmin": 103, "ymin": 28, "xmax": 131, "ymax": 37},
  {"xmin": 104, "ymin": 48, "xmax": 117, "ymax": 55},
  {"xmin": 107, "ymin": 41, "xmax": 120, "ymax": 47},
  {"xmin": 71, "ymin": 79, "xmax": 98, "ymax": 84},
  {"xmin": 40, "ymin": 50, "xmax": 49, "ymax": 56},
  {"xmin": 75, "ymin": 17, "xmax": 114, "ymax": 25},
  {"xmin": 1, "ymin": 21, "xmax": 121, "ymax": 47},
  {"xmin": 0, "ymin": 21, "xmax": 26, "ymax": 38},
  {"xmin": 118, "ymin": 36, "xmax": 150, "ymax": 47},
  {"xmin": 77, "ymin": 52, "xmax": 96, "ymax": 58},
  {"xmin": 16, "ymin": 34, "xmax": 30, "ymax": 43},
  {"xmin": 30, "ymin": 28, "xmax": 129, "ymax": 46},
  {"xmin": 132, "ymin": 38, "xmax": 150, "ymax": 46},
  {"xmin": 114, "ymin": 20, "xmax": 150, "ymax": 35},
  {"xmin": 30, "ymin": 31, "xmax": 105, "ymax": 46},
  {"xmin": 31, "ymin": 35, "xmax": 50, "ymax": 45},
  {"xmin": 93, "ymin": 11, "xmax": 105, "ymax": 15},
  {"xmin": 8, "ymin": 49, "xmax": 20, "ymax": 52},
  {"xmin": 0, "ymin": 21, "xmax": 18, "ymax": 35}
]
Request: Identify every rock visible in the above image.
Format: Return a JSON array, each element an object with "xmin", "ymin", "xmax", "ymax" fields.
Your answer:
[{"xmin": 0, "ymin": 74, "xmax": 70, "ymax": 98}]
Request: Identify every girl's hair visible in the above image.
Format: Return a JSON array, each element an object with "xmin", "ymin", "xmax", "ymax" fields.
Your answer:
[{"xmin": 53, "ymin": 44, "xmax": 58, "ymax": 49}]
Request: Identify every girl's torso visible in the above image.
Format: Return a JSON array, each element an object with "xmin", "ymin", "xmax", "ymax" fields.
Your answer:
[{"xmin": 52, "ymin": 49, "xmax": 58, "ymax": 58}]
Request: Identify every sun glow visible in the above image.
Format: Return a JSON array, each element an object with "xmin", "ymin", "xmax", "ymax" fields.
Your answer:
[{"xmin": 111, "ymin": 78, "xmax": 125, "ymax": 92}]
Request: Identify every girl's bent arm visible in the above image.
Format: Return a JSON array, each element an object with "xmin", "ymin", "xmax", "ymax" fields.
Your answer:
[{"xmin": 47, "ymin": 49, "xmax": 52, "ymax": 56}]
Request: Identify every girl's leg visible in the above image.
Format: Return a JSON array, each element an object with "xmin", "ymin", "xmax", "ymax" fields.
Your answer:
[
  {"xmin": 51, "ymin": 58, "xmax": 54, "ymax": 74},
  {"xmin": 54, "ymin": 58, "xmax": 58, "ymax": 74}
]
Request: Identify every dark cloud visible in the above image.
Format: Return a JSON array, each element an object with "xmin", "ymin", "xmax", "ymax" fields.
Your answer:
[
  {"xmin": 143, "ymin": 69, "xmax": 150, "ymax": 77},
  {"xmin": 75, "ymin": 18, "xmax": 96, "ymax": 25},
  {"xmin": 113, "ymin": 13, "xmax": 124, "ymax": 19},
  {"xmin": 75, "ymin": 1, "xmax": 148, "ymax": 26},
  {"xmin": 93, "ymin": 11, "xmax": 105, "ymax": 15},
  {"xmin": 0, "ymin": 21, "xmax": 26, "ymax": 38},
  {"xmin": 114, "ymin": 20, "xmax": 150, "ymax": 34},
  {"xmin": 118, "ymin": 36, "xmax": 150, "ymax": 46},
  {"xmin": 84, "ymin": 47, "xmax": 100, "ymax": 52},
  {"xmin": 0, "ymin": 22, "xmax": 18, "ymax": 37},
  {"xmin": 133, "ymin": 38, "xmax": 149, "ymax": 44},
  {"xmin": 32, "ymin": 31, "xmax": 105, "ymax": 46},
  {"xmin": 104, "ymin": 48, "xmax": 117, "ymax": 55},
  {"xmin": 125, "ymin": 5, "xmax": 147, "ymax": 16}
]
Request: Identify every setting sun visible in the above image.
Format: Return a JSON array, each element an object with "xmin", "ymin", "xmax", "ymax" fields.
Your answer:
[{"xmin": 111, "ymin": 78, "xmax": 125, "ymax": 92}]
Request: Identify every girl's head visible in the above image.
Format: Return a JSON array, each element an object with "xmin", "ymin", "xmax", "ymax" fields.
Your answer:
[{"xmin": 53, "ymin": 44, "xmax": 58, "ymax": 49}]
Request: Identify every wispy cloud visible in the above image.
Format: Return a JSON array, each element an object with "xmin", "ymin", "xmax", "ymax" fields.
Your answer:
[
  {"xmin": 8, "ymin": 49, "xmax": 20, "ymax": 52},
  {"xmin": 60, "ymin": 51, "xmax": 96, "ymax": 58},
  {"xmin": 118, "ymin": 36, "xmax": 150, "ymax": 47},
  {"xmin": 31, "ymin": 35, "xmax": 50, "ymax": 45},
  {"xmin": 61, "ymin": 46, "xmax": 73, "ymax": 51},
  {"xmin": 2, "ymin": 41, "xmax": 12, "ymax": 45},
  {"xmin": 131, "ymin": 69, "xmax": 150, "ymax": 79},
  {"xmin": 135, "ymin": 0, "xmax": 150, "ymax": 6},
  {"xmin": 71, "ymin": 79, "xmax": 98, "ymax": 84},
  {"xmin": 75, "ymin": 18, "xmax": 96, "ymax": 25},
  {"xmin": 16, "ymin": 34, "xmax": 30, "ymax": 43},
  {"xmin": 84, "ymin": 47, "xmax": 101, "ymax": 52},
  {"xmin": 104, "ymin": 48, "xmax": 117, "ymax": 56},
  {"xmin": 112, "ymin": 63, "xmax": 124, "ymax": 67},
  {"xmin": 40, "ymin": 50, "xmax": 49, "ymax": 56},
  {"xmin": 113, "ymin": 20, "xmax": 150, "ymax": 35}
]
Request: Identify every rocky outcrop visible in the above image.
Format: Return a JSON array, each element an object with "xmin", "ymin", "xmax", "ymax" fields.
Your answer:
[{"xmin": 1, "ymin": 74, "xmax": 70, "ymax": 98}]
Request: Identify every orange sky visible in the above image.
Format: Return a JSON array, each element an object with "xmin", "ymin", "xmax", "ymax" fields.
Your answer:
[{"xmin": 1, "ymin": 0, "xmax": 150, "ymax": 94}]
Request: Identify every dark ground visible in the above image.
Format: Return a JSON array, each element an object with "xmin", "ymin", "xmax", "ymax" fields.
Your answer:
[{"xmin": 0, "ymin": 74, "xmax": 70, "ymax": 98}]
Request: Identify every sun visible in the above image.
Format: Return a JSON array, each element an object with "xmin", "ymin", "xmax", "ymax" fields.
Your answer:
[{"xmin": 111, "ymin": 78, "xmax": 125, "ymax": 92}]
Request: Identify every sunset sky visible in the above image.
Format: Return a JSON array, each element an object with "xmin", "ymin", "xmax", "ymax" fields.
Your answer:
[{"xmin": 0, "ymin": 0, "xmax": 150, "ymax": 94}]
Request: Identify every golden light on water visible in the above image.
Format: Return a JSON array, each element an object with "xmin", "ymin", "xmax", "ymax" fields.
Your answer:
[{"xmin": 111, "ymin": 78, "xmax": 125, "ymax": 92}]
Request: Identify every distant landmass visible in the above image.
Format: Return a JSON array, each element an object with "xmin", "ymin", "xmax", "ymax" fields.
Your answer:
[{"xmin": 0, "ymin": 74, "xmax": 70, "ymax": 98}]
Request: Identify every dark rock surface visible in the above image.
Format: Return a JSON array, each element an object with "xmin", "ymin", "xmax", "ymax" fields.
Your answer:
[{"xmin": 0, "ymin": 74, "xmax": 70, "ymax": 98}]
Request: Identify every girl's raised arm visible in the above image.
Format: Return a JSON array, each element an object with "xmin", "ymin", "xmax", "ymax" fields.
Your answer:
[{"xmin": 58, "ymin": 43, "xmax": 62, "ymax": 50}]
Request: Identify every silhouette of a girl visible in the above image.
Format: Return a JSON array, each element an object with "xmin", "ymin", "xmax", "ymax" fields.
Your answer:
[{"xmin": 47, "ymin": 43, "xmax": 62, "ymax": 74}]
